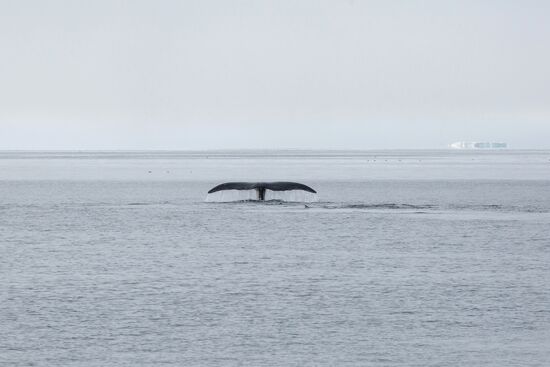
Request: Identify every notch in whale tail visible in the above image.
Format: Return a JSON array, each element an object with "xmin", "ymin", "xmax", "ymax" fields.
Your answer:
[{"xmin": 206, "ymin": 182, "xmax": 317, "ymax": 202}]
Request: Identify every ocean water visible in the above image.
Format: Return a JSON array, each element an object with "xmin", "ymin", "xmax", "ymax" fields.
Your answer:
[{"xmin": 1, "ymin": 150, "xmax": 550, "ymax": 366}]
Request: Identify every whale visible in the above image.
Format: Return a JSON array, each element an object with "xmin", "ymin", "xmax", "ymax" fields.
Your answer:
[{"xmin": 208, "ymin": 182, "xmax": 316, "ymax": 201}]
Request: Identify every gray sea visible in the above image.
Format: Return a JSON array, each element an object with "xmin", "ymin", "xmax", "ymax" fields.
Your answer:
[{"xmin": 1, "ymin": 150, "xmax": 550, "ymax": 366}]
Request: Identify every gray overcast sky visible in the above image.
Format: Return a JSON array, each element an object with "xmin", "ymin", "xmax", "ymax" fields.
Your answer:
[{"xmin": 1, "ymin": 0, "xmax": 549, "ymax": 149}]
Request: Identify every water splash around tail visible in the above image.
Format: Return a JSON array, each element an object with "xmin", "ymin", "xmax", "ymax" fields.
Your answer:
[{"xmin": 205, "ymin": 189, "xmax": 319, "ymax": 203}]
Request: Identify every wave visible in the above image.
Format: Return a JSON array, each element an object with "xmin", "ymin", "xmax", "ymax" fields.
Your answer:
[
  {"xmin": 304, "ymin": 203, "xmax": 436, "ymax": 210},
  {"xmin": 335, "ymin": 203, "xmax": 436, "ymax": 210},
  {"xmin": 312, "ymin": 202, "xmax": 548, "ymax": 213},
  {"xmin": 203, "ymin": 198, "xmax": 550, "ymax": 213},
  {"xmin": 448, "ymin": 204, "xmax": 549, "ymax": 213}
]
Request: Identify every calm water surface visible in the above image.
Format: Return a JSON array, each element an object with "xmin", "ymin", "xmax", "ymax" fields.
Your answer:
[{"xmin": 1, "ymin": 150, "xmax": 550, "ymax": 366}]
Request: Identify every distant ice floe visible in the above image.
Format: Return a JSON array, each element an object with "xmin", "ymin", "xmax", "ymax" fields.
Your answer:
[
  {"xmin": 205, "ymin": 189, "xmax": 319, "ymax": 203},
  {"xmin": 449, "ymin": 141, "xmax": 507, "ymax": 149}
]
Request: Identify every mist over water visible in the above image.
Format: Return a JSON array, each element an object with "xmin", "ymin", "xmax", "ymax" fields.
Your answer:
[{"xmin": 2, "ymin": 150, "xmax": 550, "ymax": 366}]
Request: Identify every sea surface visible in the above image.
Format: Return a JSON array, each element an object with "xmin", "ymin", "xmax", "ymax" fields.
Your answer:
[{"xmin": 1, "ymin": 150, "xmax": 550, "ymax": 366}]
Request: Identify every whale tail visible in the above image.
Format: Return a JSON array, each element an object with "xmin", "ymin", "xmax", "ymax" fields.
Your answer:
[{"xmin": 206, "ymin": 182, "xmax": 317, "ymax": 202}]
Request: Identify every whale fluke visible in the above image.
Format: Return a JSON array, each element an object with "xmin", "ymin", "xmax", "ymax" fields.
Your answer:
[
  {"xmin": 208, "ymin": 182, "xmax": 316, "ymax": 194},
  {"xmin": 207, "ymin": 181, "xmax": 316, "ymax": 201}
]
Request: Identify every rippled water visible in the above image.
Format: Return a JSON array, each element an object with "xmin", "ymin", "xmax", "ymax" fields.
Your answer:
[{"xmin": 1, "ymin": 150, "xmax": 550, "ymax": 366}]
